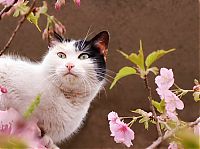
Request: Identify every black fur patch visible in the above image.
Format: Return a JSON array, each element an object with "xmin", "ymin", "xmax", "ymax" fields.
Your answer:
[{"xmin": 74, "ymin": 40, "xmax": 106, "ymax": 81}]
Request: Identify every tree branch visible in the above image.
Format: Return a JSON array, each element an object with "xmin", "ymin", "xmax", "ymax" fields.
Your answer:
[
  {"xmin": 0, "ymin": 0, "xmax": 36, "ymax": 56},
  {"xmin": 146, "ymin": 117, "xmax": 200, "ymax": 149},
  {"xmin": 144, "ymin": 75, "xmax": 162, "ymax": 137}
]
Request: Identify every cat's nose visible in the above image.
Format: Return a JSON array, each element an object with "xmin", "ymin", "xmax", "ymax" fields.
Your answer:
[{"xmin": 66, "ymin": 63, "xmax": 75, "ymax": 71}]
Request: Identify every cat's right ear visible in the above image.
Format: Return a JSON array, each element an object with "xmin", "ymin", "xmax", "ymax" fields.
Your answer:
[{"xmin": 48, "ymin": 31, "xmax": 64, "ymax": 47}]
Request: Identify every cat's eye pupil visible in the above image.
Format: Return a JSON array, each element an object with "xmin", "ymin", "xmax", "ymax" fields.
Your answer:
[
  {"xmin": 57, "ymin": 52, "xmax": 66, "ymax": 59},
  {"xmin": 79, "ymin": 53, "xmax": 89, "ymax": 60}
]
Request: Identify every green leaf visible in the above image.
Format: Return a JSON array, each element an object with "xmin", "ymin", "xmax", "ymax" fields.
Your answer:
[
  {"xmin": 117, "ymin": 40, "xmax": 145, "ymax": 70},
  {"xmin": 194, "ymin": 79, "xmax": 199, "ymax": 85},
  {"xmin": 13, "ymin": 1, "xmax": 29, "ymax": 17},
  {"xmin": 146, "ymin": 67, "xmax": 159, "ymax": 75},
  {"xmin": 133, "ymin": 109, "xmax": 150, "ymax": 130},
  {"xmin": 145, "ymin": 48, "xmax": 176, "ymax": 68},
  {"xmin": 128, "ymin": 40, "xmax": 145, "ymax": 70},
  {"xmin": 23, "ymin": 94, "xmax": 41, "ymax": 119},
  {"xmin": 160, "ymin": 123, "xmax": 165, "ymax": 130},
  {"xmin": 138, "ymin": 117, "xmax": 149, "ymax": 130},
  {"xmin": 144, "ymin": 121, "xmax": 149, "ymax": 130},
  {"xmin": 193, "ymin": 92, "xmax": 200, "ymax": 102},
  {"xmin": 152, "ymin": 99, "xmax": 165, "ymax": 113},
  {"xmin": 110, "ymin": 67, "xmax": 137, "ymax": 89},
  {"xmin": 132, "ymin": 109, "xmax": 147, "ymax": 115},
  {"xmin": 139, "ymin": 117, "xmax": 146, "ymax": 123},
  {"xmin": 117, "ymin": 50, "xmax": 128, "ymax": 58},
  {"xmin": 27, "ymin": 12, "xmax": 41, "ymax": 31}
]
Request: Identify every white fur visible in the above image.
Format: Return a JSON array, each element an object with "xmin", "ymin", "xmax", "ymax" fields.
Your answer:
[{"xmin": 0, "ymin": 41, "xmax": 104, "ymax": 144}]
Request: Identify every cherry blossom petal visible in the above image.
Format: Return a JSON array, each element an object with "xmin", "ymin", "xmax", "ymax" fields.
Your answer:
[
  {"xmin": 0, "ymin": 108, "xmax": 46, "ymax": 148},
  {"xmin": 156, "ymin": 88, "xmax": 172, "ymax": 100},
  {"xmin": 0, "ymin": 0, "xmax": 15, "ymax": 6},
  {"xmin": 108, "ymin": 111, "xmax": 119, "ymax": 121},
  {"xmin": 74, "ymin": 0, "xmax": 80, "ymax": 6},
  {"xmin": 155, "ymin": 68, "xmax": 174, "ymax": 90},
  {"xmin": 175, "ymin": 98, "xmax": 184, "ymax": 110},
  {"xmin": 0, "ymin": 108, "xmax": 22, "ymax": 134},
  {"xmin": 165, "ymin": 102, "xmax": 176, "ymax": 112},
  {"xmin": 54, "ymin": 0, "xmax": 65, "ymax": 10}
]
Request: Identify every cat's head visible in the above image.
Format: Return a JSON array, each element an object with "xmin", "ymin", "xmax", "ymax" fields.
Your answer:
[{"xmin": 42, "ymin": 31, "xmax": 109, "ymax": 91}]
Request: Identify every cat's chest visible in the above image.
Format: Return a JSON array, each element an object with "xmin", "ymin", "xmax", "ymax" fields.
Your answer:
[{"xmin": 36, "ymin": 95, "xmax": 90, "ymax": 142}]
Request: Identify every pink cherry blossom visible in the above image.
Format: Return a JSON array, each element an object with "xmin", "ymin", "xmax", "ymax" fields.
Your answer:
[
  {"xmin": 108, "ymin": 111, "xmax": 119, "ymax": 122},
  {"xmin": 74, "ymin": 0, "xmax": 80, "ymax": 6},
  {"xmin": 0, "ymin": 108, "xmax": 46, "ymax": 149},
  {"xmin": 0, "ymin": 0, "xmax": 25, "ymax": 18},
  {"xmin": 54, "ymin": 22, "xmax": 66, "ymax": 35},
  {"xmin": 156, "ymin": 88, "xmax": 184, "ymax": 112},
  {"xmin": 108, "ymin": 112, "xmax": 135, "ymax": 147},
  {"xmin": 165, "ymin": 92, "xmax": 184, "ymax": 111},
  {"xmin": 0, "ymin": 0, "xmax": 15, "ymax": 6},
  {"xmin": 155, "ymin": 68, "xmax": 174, "ymax": 90},
  {"xmin": 168, "ymin": 141, "xmax": 178, "ymax": 149},
  {"xmin": 54, "ymin": 0, "xmax": 65, "ymax": 10},
  {"xmin": 193, "ymin": 84, "xmax": 200, "ymax": 92},
  {"xmin": 156, "ymin": 88, "xmax": 172, "ymax": 100},
  {"xmin": 155, "ymin": 68, "xmax": 184, "ymax": 121}
]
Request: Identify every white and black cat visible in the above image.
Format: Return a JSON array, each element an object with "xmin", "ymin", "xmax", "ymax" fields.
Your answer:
[{"xmin": 0, "ymin": 31, "xmax": 109, "ymax": 148}]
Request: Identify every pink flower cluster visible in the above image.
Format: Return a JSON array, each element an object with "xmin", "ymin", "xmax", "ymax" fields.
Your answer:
[
  {"xmin": 108, "ymin": 112, "xmax": 135, "ymax": 147},
  {"xmin": 0, "ymin": 108, "xmax": 46, "ymax": 149},
  {"xmin": 0, "ymin": 0, "xmax": 15, "ymax": 6},
  {"xmin": 55, "ymin": 0, "xmax": 80, "ymax": 10},
  {"xmin": 0, "ymin": 86, "xmax": 46, "ymax": 148},
  {"xmin": 155, "ymin": 68, "xmax": 184, "ymax": 120},
  {"xmin": 0, "ymin": 0, "xmax": 25, "ymax": 18}
]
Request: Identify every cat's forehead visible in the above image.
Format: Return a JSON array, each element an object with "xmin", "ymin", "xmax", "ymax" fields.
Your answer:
[{"xmin": 54, "ymin": 40, "xmax": 88, "ymax": 52}]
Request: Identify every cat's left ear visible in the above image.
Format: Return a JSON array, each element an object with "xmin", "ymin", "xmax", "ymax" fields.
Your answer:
[
  {"xmin": 49, "ymin": 31, "xmax": 64, "ymax": 47},
  {"xmin": 90, "ymin": 31, "xmax": 110, "ymax": 61}
]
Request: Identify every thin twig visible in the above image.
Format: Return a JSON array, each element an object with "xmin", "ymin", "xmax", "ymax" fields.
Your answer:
[
  {"xmin": 0, "ymin": 0, "xmax": 36, "ymax": 56},
  {"xmin": 144, "ymin": 75, "xmax": 162, "ymax": 137},
  {"xmin": 146, "ymin": 117, "xmax": 200, "ymax": 149}
]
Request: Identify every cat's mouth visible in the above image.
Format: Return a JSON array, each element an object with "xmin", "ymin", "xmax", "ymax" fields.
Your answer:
[{"xmin": 64, "ymin": 72, "xmax": 78, "ymax": 77}]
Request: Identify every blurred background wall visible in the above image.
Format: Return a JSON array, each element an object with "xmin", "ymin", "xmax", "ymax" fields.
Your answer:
[{"xmin": 0, "ymin": 0, "xmax": 199, "ymax": 148}]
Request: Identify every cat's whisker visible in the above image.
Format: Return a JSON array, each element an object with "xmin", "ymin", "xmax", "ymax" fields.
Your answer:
[
  {"xmin": 81, "ymin": 26, "xmax": 93, "ymax": 50},
  {"xmin": 86, "ymin": 71, "xmax": 113, "ymax": 82}
]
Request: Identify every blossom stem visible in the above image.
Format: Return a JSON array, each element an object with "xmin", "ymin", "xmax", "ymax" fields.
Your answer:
[
  {"xmin": 144, "ymin": 75, "xmax": 163, "ymax": 137},
  {"xmin": 0, "ymin": 0, "xmax": 36, "ymax": 56},
  {"xmin": 146, "ymin": 117, "xmax": 200, "ymax": 149},
  {"xmin": 0, "ymin": 6, "xmax": 11, "ymax": 19}
]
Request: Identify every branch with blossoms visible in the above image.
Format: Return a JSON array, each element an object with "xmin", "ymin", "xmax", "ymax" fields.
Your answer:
[
  {"xmin": 108, "ymin": 41, "xmax": 200, "ymax": 148},
  {"xmin": 0, "ymin": 87, "xmax": 46, "ymax": 148},
  {"xmin": 0, "ymin": 0, "xmax": 80, "ymax": 56}
]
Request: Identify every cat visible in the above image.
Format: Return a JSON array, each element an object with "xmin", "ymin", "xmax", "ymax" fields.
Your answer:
[{"xmin": 0, "ymin": 31, "xmax": 109, "ymax": 148}]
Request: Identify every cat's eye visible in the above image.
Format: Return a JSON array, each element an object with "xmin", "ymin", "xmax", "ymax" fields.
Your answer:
[
  {"xmin": 57, "ymin": 52, "xmax": 66, "ymax": 59},
  {"xmin": 78, "ymin": 53, "xmax": 90, "ymax": 60}
]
